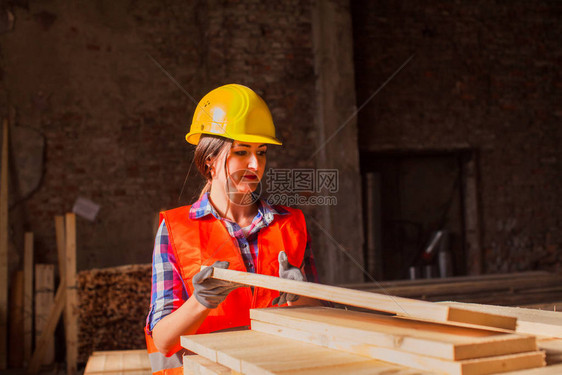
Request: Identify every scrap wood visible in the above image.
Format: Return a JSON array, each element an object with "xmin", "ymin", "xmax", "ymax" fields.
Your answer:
[
  {"xmin": 77, "ymin": 264, "xmax": 152, "ymax": 363},
  {"xmin": 205, "ymin": 266, "xmax": 517, "ymax": 330}
]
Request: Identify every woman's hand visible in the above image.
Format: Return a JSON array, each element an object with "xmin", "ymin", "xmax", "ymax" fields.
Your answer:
[
  {"xmin": 152, "ymin": 261, "xmax": 242, "ymax": 355},
  {"xmin": 273, "ymin": 251, "xmax": 304, "ymax": 306},
  {"xmin": 193, "ymin": 261, "xmax": 244, "ymax": 308}
]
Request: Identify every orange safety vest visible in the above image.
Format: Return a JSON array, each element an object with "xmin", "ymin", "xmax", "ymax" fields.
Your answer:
[{"xmin": 145, "ymin": 204, "xmax": 307, "ymax": 375}]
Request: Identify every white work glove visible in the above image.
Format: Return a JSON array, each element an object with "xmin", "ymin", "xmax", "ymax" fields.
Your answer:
[
  {"xmin": 192, "ymin": 261, "xmax": 243, "ymax": 309},
  {"xmin": 272, "ymin": 251, "xmax": 304, "ymax": 306}
]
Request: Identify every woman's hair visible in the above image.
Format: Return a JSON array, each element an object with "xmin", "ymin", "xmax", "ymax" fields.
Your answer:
[{"xmin": 193, "ymin": 135, "xmax": 233, "ymax": 198}]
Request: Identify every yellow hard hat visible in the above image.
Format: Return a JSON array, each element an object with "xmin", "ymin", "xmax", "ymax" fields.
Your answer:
[{"xmin": 186, "ymin": 84, "xmax": 282, "ymax": 146}]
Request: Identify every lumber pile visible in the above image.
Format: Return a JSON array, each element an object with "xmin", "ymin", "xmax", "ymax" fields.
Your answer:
[
  {"xmin": 340, "ymin": 271, "xmax": 562, "ymax": 306},
  {"xmin": 179, "ymin": 268, "xmax": 558, "ymax": 374},
  {"xmin": 77, "ymin": 264, "xmax": 152, "ymax": 364},
  {"xmin": 181, "ymin": 306, "xmax": 545, "ymax": 375}
]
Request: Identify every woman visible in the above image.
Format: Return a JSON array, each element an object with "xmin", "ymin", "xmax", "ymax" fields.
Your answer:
[{"xmin": 145, "ymin": 84, "xmax": 321, "ymax": 374}]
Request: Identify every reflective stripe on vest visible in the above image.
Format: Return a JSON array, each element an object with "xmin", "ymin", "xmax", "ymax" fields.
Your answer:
[
  {"xmin": 146, "ymin": 204, "xmax": 307, "ymax": 372},
  {"xmin": 148, "ymin": 349, "xmax": 185, "ymax": 372}
]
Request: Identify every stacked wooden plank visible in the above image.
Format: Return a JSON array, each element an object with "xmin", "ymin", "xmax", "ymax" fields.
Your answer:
[
  {"xmin": 77, "ymin": 264, "xmax": 152, "ymax": 364},
  {"xmin": 340, "ymin": 271, "xmax": 562, "ymax": 306},
  {"xmin": 181, "ymin": 306, "xmax": 545, "ymax": 375},
  {"xmin": 178, "ymin": 268, "xmax": 552, "ymax": 375},
  {"xmin": 83, "ymin": 350, "xmax": 151, "ymax": 375}
]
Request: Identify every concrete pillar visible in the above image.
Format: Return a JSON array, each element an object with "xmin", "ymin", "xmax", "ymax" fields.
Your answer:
[{"xmin": 311, "ymin": 0, "xmax": 364, "ymax": 284}]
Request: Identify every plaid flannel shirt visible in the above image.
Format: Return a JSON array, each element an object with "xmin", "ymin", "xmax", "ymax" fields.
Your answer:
[{"xmin": 146, "ymin": 193, "xmax": 319, "ymax": 331}]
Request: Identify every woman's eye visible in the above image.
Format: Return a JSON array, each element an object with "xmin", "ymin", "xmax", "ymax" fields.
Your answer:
[
  {"xmin": 258, "ymin": 150, "xmax": 267, "ymax": 156},
  {"xmin": 234, "ymin": 151, "xmax": 247, "ymax": 156}
]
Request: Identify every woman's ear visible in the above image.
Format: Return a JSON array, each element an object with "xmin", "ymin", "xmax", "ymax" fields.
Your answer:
[{"xmin": 206, "ymin": 156, "xmax": 216, "ymax": 178}]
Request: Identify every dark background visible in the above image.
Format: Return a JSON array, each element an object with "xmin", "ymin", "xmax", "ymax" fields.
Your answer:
[{"xmin": 1, "ymin": 0, "xmax": 560, "ymax": 284}]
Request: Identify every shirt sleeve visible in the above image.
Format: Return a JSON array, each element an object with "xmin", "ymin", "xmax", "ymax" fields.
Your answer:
[
  {"xmin": 145, "ymin": 219, "xmax": 189, "ymax": 333},
  {"xmin": 300, "ymin": 230, "xmax": 320, "ymax": 283}
]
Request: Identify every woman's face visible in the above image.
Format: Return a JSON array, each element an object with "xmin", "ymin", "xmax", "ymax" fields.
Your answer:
[{"xmin": 212, "ymin": 141, "xmax": 268, "ymax": 195}]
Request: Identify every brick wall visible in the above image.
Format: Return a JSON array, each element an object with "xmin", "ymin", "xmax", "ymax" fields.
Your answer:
[
  {"xmin": 352, "ymin": 1, "xmax": 561, "ymax": 273},
  {"xmin": 0, "ymin": 0, "xmax": 316, "ymax": 271}
]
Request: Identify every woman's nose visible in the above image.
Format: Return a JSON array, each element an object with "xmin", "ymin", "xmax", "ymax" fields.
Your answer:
[{"xmin": 247, "ymin": 153, "xmax": 258, "ymax": 169}]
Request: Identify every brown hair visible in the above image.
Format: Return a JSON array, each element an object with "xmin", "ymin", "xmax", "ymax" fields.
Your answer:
[{"xmin": 193, "ymin": 135, "xmax": 233, "ymax": 198}]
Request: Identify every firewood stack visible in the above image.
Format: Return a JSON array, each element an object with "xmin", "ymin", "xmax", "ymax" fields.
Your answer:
[{"xmin": 77, "ymin": 264, "xmax": 152, "ymax": 363}]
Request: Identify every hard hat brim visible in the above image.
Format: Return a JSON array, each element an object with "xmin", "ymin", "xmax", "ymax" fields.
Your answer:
[{"xmin": 185, "ymin": 131, "xmax": 282, "ymax": 146}]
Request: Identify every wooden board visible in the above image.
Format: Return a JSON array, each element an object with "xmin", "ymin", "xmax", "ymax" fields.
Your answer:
[
  {"xmin": 84, "ymin": 350, "xmax": 151, "ymax": 374},
  {"xmin": 24, "ymin": 231, "xmax": 34, "ymax": 363},
  {"xmin": 8, "ymin": 270, "xmax": 24, "ymax": 368},
  {"xmin": 35, "ymin": 264, "xmax": 55, "ymax": 365},
  {"xmin": 0, "ymin": 118, "xmax": 9, "ymax": 370},
  {"xmin": 181, "ymin": 330, "xmax": 433, "ymax": 375},
  {"xmin": 250, "ymin": 320, "xmax": 544, "ymax": 375},
  {"xmin": 65, "ymin": 213, "xmax": 78, "ymax": 375},
  {"xmin": 55, "ymin": 215, "xmax": 67, "ymax": 335},
  {"xmin": 250, "ymin": 307, "xmax": 536, "ymax": 360},
  {"xmin": 206, "ymin": 267, "xmax": 517, "ymax": 330},
  {"xmin": 28, "ymin": 275, "xmax": 66, "ymax": 374},
  {"xmin": 183, "ymin": 354, "xmax": 232, "ymax": 375},
  {"xmin": 55, "ymin": 215, "xmax": 66, "ymax": 279},
  {"xmin": 340, "ymin": 271, "xmax": 551, "ymax": 290},
  {"xmin": 441, "ymin": 302, "xmax": 562, "ymax": 338},
  {"xmin": 351, "ymin": 274, "xmax": 562, "ymax": 298}
]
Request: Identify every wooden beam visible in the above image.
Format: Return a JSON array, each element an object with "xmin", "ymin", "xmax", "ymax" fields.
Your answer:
[
  {"xmin": 28, "ymin": 276, "xmax": 66, "ymax": 374},
  {"xmin": 250, "ymin": 307, "xmax": 536, "ymax": 361},
  {"xmin": 441, "ymin": 302, "xmax": 562, "ymax": 338},
  {"xmin": 205, "ymin": 267, "xmax": 517, "ymax": 330},
  {"xmin": 34, "ymin": 264, "xmax": 55, "ymax": 365},
  {"xmin": 0, "ymin": 118, "xmax": 9, "ymax": 370},
  {"xmin": 65, "ymin": 213, "xmax": 78, "ymax": 375},
  {"xmin": 24, "ymin": 232, "xmax": 34, "ymax": 363}
]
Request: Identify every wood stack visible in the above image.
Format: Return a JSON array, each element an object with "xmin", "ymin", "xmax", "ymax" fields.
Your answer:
[
  {"xmin": 77, "ymin": 264, "xmax": 152, "ymax": 364},
  {"xmin": 182, "ymin": 306, "xmax": 546, "ymax": 375},
  {"xmin": 179, "ymin": 268, "xmax": 557, "ymax": 375},
  {"xmin": 340, "ymin": 271, "xmax": 562, "ymax": 306},
  {"xmin": 83, "ymin": 350, "xmax": 151, "ymax": 375}
]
